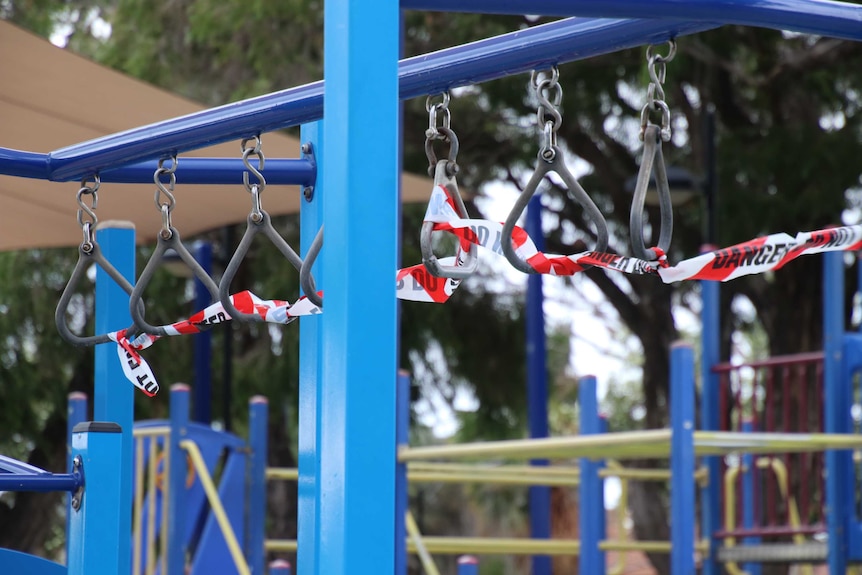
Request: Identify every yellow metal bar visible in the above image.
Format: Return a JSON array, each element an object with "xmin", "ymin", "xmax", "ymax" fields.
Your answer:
[
  {"xmin": 695, "ymin": 431, "xmax": 862, "ymax": 455},
  {"xmin": 722, "ymin": 465, "xmax": 745, "ymax": 575},
  {"xmin": 266, "ymin": 467, "xmax": 299, "ymax": 481},
  {"xmin": 408, "ymin": 470, "xmax": 580, "ymax": 487},
  {"xmin": 133, "ymin": 437, "xmax": 145, "ymax": 575},
  {"xmin": 600, "ymin": 539, "xmax": 709, "ymax": 553},
  {"xmin": 407, "ymin": 537, "xmax": 581, "ymax": 555},
  {"xmin": 408, "ymin": 462, "xmax": 581, "ymax": 477},
  {"xmin": 398, "ymin": 430, "xmax": 673, "ymax": 462},
  {"xmin": 265, "ymin": 539, "xmax": 298, "ymax": 552},
  {"xmin": 405, "ymin": 511, "xmax": 442, "ymax": 575},
  {"xmin": 133, "ymin": 426, "xmax": 171, "ymax": 438},
  {"xmin": 146, "ymin": 437, "xmax": 158, "ymax": 575},
  {"xmin": 757, "ymin": 457, "xmax": 812, "ymax": 575},
  {"xmin": 181, "ymin": 440, "xmax": 251, "ymax": 575}
]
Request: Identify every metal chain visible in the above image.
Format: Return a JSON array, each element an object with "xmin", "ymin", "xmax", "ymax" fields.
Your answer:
[
  {"xmin": 153, "ymin": 155, "xmax": 178, "ymax": 240},
  {"xmin": 76, "ymin": 176, "xmax": 100, "ymax": 253},
  {"xmin": 531, "ymin": 67, "xmax": 563, "ymax": 162},
  {"xmin": 242, "ymin": 136, "xmax": 267, "ymax": 223},
  {"xmin": 424, "ymin": 92, "xmax": 458, "ymax": 177},
  {"xmin": 639, "ymin": 40, "xmax": 676, "ymax": 142}
]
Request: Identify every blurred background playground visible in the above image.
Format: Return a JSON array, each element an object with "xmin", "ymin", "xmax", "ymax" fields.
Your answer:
[{"xmin": 1, "ymin": 2, "xmax": 862, "ymax": 574}]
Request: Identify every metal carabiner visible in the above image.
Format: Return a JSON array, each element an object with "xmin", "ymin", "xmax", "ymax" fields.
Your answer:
[
  {"xmin": 501, "ymin": 147, "xmax": 609, "ymax": 274},
  {"xmin": 299, "ymin": 226, "xmax": 324, "ymax": 308},
  {"xmin": 129, "ymin": 225, "xmax": 220, "ymax": 336},
  {"xmin": 420, "ymin": 159, "xmax": 479, "ymax": 280},
  {"xmin": 630, "ymin": 124, "xmax": 673, "ymax": 261}
]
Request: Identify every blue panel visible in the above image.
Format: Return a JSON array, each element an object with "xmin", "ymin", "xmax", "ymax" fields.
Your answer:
[
  {"xmin": 69, "ymin": 423, "xmax": 124, "ymax": 575},
  {"xmin": 298, "ymin": 121, "xmax": 323, "ymax": 575},
  {"xmin": 247, "ymin": 397, "xmax": 269, "ymax": 575},
  {"xmin": 670, "ymin": 344, "xmax": 696, "ymax": 575},
  {"xmin": 318, "ymin": 0, "xmax": 398, "ymax": 574},
  {"xmin": 844, "ymin": 333, "xmax": 862, "ymax": 558},
  {"xmin": 525, "ymin": 194, "xmax": 551, "ymax": 575},
  {"xmin": 823, "ymin": 251, "xmax": 848, "ymax": 572},
  {"xmin": 395, "ymin": 372, "xmax": 411, "ymax": 575},
  {"xmin": 0, "ymin": 548, "xmax": 66, "ymax": 575},
  {"xmin": 698, "ymin": 276, "xmax": 721, "ymax": 575},
  {"xmin": 401, "ymin": 0, "xmax": 862, "ymax": 41},
  {"xmin": 578, "ymin": 376, "xmax": 603, "ymax": 574},
  {"xmin": 2, "ymin": 18, "xmax": 717, "ymax": 181},
  {"xmin": 93, "ymin": 223, "xmax": 134, "ymax": 575}
]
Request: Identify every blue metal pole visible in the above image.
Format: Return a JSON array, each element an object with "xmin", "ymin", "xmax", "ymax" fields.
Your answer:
[
  {"xmin": 68, "ymin": 422, "xmax": 123, "ymax": 575},
  {"xmin": 578, "ymin": 375, "xmax": 604, "ymax": 574},
  {"xmin": 395, "ymin": 371, "xmax": 411, "ymax": 575},
  {"xmin": 7, "ymin": 18, "xmax": 717, "ymax": 182},
  {"xmin": 247, "ymin": 396, "xmax": 269, "ymax": 575},
  {"xmin": 401, "ymin": 0, "xmax": 862, "ymax": 41},
  {"xmin": 699, "ymin": 268, "xmax": 721, "ymax": 575},
  {"xmin": 457, "ymin": 555, "xmax": 479, "ymax": 575},
  {"xmin": 317, "ymin": 0, "xmax": 398, "ymax": 572},
  {"xmin": 168, "ymin": 384, "xmax": 191, "ymax": 575},
  {"xmin": 93, "ymin": 221, "xmax": 134, "ymax": 575},
  {"xmin": 670, "ymin": 343, "xmax": 696, "ymax": 575},
  {"xmin": 824, "ymin": 250, "xmax": 848, "ymax": 573},
  {"xmin": 66, "ymin": 391, "xmax": 87, "ymax": 553},
  {"xmin": 100, "ymin": 158, "xmax": 315, "ymax": 186},
  {"xmin": 525, "ymin": 193, "xmax": 551, "ymax": 575},
  {"xmin": 740, "ymin": 420, "xmax": 762, "ymax": 575},
  {"xmin": 298, "ymin": 121, "xmax": 323, "ymax": 575},
  {"xmin": 192, "ymin": 241, "xmax": 213, "ymax": 425}
]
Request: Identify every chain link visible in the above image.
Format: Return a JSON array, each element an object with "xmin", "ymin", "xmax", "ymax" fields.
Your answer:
[
  {"xmin": 76, "ymin": 176, "xmax": 100, "ymax": 252},
  {"xmin": 153, "ymin": 156, "xmax": 178, "ymax": 240},
  {"xmin": 531, "ymin": 67, "xmax": 563, "ymax": 162},
  {"xmin": 640, "ymin": 40, "xmax": 676, "ymax": 142},
  {"xmin": 424, "ymin": 92, "xmax": 458, "ymax": 177},
  {"xmin": 242, "ymin": 136, "xmax": 267, "ymax": 223}
]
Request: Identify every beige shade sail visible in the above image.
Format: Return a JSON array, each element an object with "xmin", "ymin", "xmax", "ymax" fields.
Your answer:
[{"xmin": 0, "ymin": 21, "xmax": 432, "ymax": 252}]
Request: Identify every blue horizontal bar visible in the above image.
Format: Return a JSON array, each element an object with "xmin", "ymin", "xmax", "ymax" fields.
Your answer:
[
  {"xmin": 0, "ymin": 455, "xmax": 83, "ymax": 493},
  {"xmin": 101, "ymin": 157, "xmax": 315, "ymax": 186},
  {"xmin": 402, "ymin": 0, "xmax": 862, "ymax": 42},
  {"xmin": 8, "ymin": 17, "xmax": 716, "ymax": 182}
]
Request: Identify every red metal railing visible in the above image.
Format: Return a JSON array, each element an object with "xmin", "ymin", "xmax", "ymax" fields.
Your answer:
[{"xmin": 713, "ymin": 352, "xmax": 826, "ymax": 538}]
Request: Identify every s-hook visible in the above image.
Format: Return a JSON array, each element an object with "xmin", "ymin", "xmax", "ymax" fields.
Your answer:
[
  {"xmin": 630, "ymin": 40, "xmax": 676, "ymax": 261},
  {"xmin": 219, "ymin": 136, "xmax": 314, "ymax": 321},
  {"xmin": 56, "ymin": 176, "xmax": 139, "ymax": 346},
  {"xmin": 128, "ymin": 156, "xmax": 221, "ymax": 336},
  {"xmin": 420, "ymin": 92, "xmax": 479, "ymax": 279},
  {"xmin": 501, "ymin": 67, "xmax": 609, "ymax": 274}
]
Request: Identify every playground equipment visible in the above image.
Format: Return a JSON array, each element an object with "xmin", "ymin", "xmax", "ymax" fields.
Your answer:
[{"xmin": 1, "ymin": 2, "xmax": 862, "ymax": 575}]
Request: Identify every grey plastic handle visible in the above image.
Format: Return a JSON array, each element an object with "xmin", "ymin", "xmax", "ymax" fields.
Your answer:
[
  {"xmin": 501, "ymin": 147, "xmax": 609, "ymax": 274},
  {"xmin": 129, "ymin": 227, "xmax": 220, "ymax": 336},
  {"xmin": 299, "ymin": 226, "xmax": 323, "ymax": 308},
  {"xmin": 56, "ymin": 243, "xmax": 140, "ymax": 346},
  {"xmin": 219, "ymin": 211, "xmax": 307, "ymax": 322},
  {"xmin": 630, "ymin": 124, "xmax": 673, "ymax": 261},
  {"xmin": 420, "ymin": 160, "xmax": 479, "ymax": 279}
]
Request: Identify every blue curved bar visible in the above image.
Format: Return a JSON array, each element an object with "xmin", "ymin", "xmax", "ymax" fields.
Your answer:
[
  {"xmin": 402, "ymin": 0, "xmax": 862, "ymax": 41},
  {"xmin": 24, "ymin": 17, "xmax": 716, "ymax": 182}
]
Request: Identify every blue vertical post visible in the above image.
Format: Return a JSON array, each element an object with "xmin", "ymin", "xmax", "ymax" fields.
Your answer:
[
  {"xmin": 68, "ymin": 422, "xmax": 123, "ymax": 575},
  {"xmin": 318, "ymin": 0, "xmax": 398, "ymax": 573},
  {"xmin": 247, "ymin": 396, "xmax": 269, "ymax": 575},
  {"xmin": 457, "ymin": 555, "xmax": 479, "ymax": 575},
  {"xmin": 578, "ymin": 375, "xmax": 604, "ymax": 574},
  {"xmin": 525, "ymin": 193, "xmax": 552, "ymax": 575},
  {"xmin": 670, "ymin": 342, "xmax": 696, "ymax": 575},
  {"xmin": 270, "ymin": 559, "xmax": 293, "ymax": 575},
  {"xmin": 66, "ymin": 392, "xmax": 88, "ymax": 555},
  {"xmin": 824, "ymin": 250, "xmax": 848, "ymax": 573},
  {"xmin": 192, "ymin": 241, "xmax": 213, "ymax": 424},
  {"xmin": 298, "ymin": 121, "xmax": 323, "ymax": 575},
  {"xmin": 168, "ymin": 384, "xmax": 190, "ymax": 575},
  {"xmin": 699, "ymin": 266, "xmax": 721, "ymax": 575},
  {"xmin": 740, "ymin": 420, "xmax": 761, "ymax": 575},
  {"xmin": 395, "ymin": 371, "xmax": 411, "ymax": 575},
  {"xmin": 93, "ymin": 221, "xmax": 134, "ymax": 575}
]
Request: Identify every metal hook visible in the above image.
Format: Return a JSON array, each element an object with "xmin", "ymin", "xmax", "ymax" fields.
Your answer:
[
  {"xmin": 630, "ymin": 124, "xmax": 673, "ymax": 261},
  {"xmin": 501, "ymin": 147, "xmax": 609, "ymax": 274},
  {"xmin": 56, "ymin": 235, "xmax": 141, "ymax": 347},
  {"xmin": 424, "ymin": 126, "xmax": 460, "ymax": 178},
  {"xmin": 299, "ymin": 226, "xmax": 324, "ymax": 308},
  {"xmin": 129, "ymin": 225, "xmax": 220, "ymax": 336},
  {"xmin": 420, "ymin": 160, "xmax": 479, "ymax": 280},
  {"xmin": 242, "ymin": 137, "xmax": 267, "ymax": 192},
  {"xmin": 219, "ymin": 210, "xmax": 308, "ymax": 322}
]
